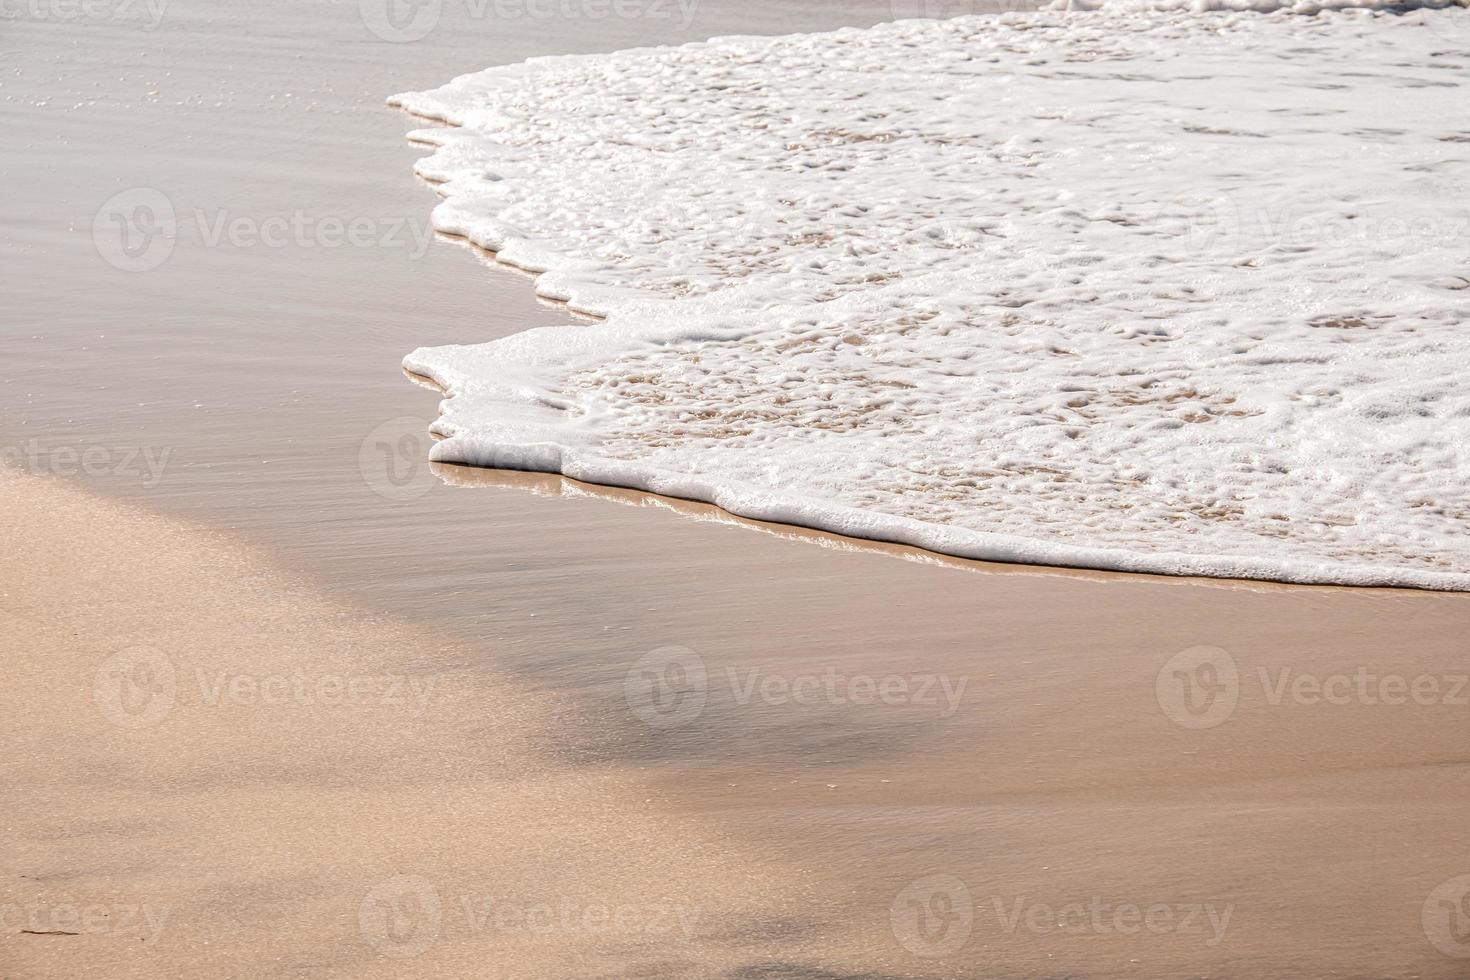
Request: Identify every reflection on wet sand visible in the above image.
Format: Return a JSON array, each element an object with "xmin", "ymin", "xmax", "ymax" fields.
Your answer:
[
  {"xmin": 434, "ymin": 463, "xmax": 1332, "ymax": 593},
  {"xmin": 427, "ymin": 469, "xmax": 1470, "ymax": 979}
]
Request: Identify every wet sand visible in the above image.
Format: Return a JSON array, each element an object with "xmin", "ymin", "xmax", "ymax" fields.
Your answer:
[
  {"xmin": 8, "ymin": 471, "xmax": 1470, "ymax": 980},
  {"xmin": 4, "ymin": 1, "xmax": 1470, "ymax": 977}
]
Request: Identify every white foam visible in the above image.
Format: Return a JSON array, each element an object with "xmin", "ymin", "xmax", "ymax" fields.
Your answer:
[
  {"xmin": 392, "ymin": 6, "xmax": 1470, "ymax": 590},
  {"xmin": 1050, "ymin": 0, "xmax": 1463, "ymax": 13}
]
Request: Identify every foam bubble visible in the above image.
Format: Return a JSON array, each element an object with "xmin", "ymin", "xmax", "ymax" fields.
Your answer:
[{"xmin": 393, "ymin": 6, "xmax": 1470, "ymax": 589}]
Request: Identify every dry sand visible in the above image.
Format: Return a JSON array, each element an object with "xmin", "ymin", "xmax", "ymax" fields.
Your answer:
[
  {"xmin": 4, "ymin": 1, "xmax": 1470, "ymax": 977},
  {"xmin": 1, "ymin": 467, "xmax": 827, "ymax": 979}
]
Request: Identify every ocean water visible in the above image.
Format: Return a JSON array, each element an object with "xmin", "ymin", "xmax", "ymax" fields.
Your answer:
[{"xmin": 392, "ymin": 4, "xmax": 1470, "ymax": 590}]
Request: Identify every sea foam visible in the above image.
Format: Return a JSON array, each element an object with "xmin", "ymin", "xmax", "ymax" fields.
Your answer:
[{"xmin": 392, "ymin": 5, "xmax": 1470, "ymax": 590}]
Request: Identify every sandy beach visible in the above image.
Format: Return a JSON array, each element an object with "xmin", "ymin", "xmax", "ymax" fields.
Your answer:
[
  {"xmin": 8, "ymin": 462, "xmax": 1470, "ymax": 980},
  {"xmin": 4, "ymin": 0, "xmax": 1470, "ymax": 977}
]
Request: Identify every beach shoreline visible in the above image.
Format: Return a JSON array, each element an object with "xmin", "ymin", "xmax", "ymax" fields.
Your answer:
[{"xmin": 4, "ymin": 1, "xmax": 1470, "ymax": 976}]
